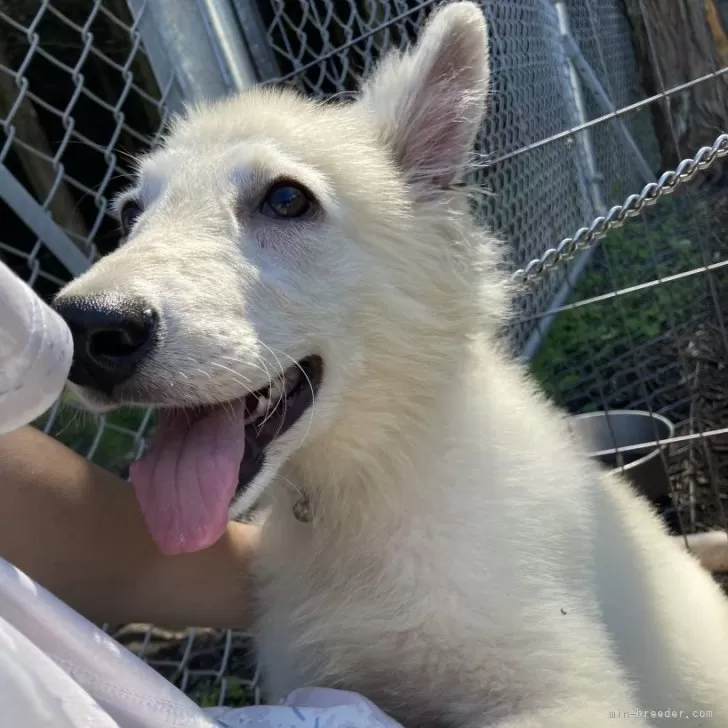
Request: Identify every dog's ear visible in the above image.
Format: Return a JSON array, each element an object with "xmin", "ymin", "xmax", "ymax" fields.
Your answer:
[{"xmin": 359, "ymin": 1, "xmax": 489, "ymax": 198}]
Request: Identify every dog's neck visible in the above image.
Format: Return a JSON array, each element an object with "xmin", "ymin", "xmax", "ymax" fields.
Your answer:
[{"xmin": 285, "ymin": 332, "xmax": 481, "ymax": 529}]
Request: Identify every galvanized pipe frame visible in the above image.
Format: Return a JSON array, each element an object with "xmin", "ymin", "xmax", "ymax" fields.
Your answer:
[
  {"xmin": 125, "ymin": 0, "xmax": 257, "ymax": 107},
  {"xmin": 520, "ymin": 0, "xmax": 607, "ymax": 362},
  {"xmin": 0, "ymin": 164, "xmax": 89, "ymax": 277}
]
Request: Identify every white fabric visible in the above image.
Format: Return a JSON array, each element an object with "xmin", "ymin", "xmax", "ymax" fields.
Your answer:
[
  {"xmin": 0, "ymin": 258, "xmax": 402, "ymax": 728},
  {"xmin": 0, "ymin": 260, "xmax": 74, "ymax": 435}
]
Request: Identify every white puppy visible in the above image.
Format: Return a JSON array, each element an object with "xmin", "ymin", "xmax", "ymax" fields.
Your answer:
[{"xmin": 54, "ymin": 3, "xmax": 728, "ymax": 726}]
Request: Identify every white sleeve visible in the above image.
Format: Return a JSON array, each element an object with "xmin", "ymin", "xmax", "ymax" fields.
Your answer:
[
  {"xmin": 0, "ymin": 260, "xmax": 74, "ymax": 435},
  {"xmin": 0, "ymin": 556, "xmax": 218, "ymax": 728}
]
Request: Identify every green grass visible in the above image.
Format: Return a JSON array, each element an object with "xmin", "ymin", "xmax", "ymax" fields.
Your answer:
[
  {"xmin": 187, "ymin": 678, "xmax": 254, "ymax": 708},
  {"xmin": 32, "ymin": 393, "xmax": 152, "ymax": 475},
  {"xmin": 529, "ymin": 194, "xmax": 712, "ymax": 403}
]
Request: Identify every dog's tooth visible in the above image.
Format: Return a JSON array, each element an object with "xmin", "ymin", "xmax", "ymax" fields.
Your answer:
[
  {"xmin": 268, "ymin": 377, "xmax": 285, "ymax": 402},
  {"xmin": 284, "ymin": 368, "xmax": 301, "ymax": 394},
  {"xmin": 244, "ymin": 397, "xmax": 263, "ymax": 425},
  {"xmin": 255, "ymin": 396, "xmax": 269, "ymax": 417}
]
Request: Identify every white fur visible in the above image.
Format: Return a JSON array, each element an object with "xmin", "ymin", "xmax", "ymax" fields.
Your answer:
[{"xmin": 58, "ymin": 3, "xmax": 728, "ymax": 726}]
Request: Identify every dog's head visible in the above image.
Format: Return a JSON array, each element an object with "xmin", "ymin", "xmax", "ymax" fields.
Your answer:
[{"xmin": 53, "ymin": 2, "xmax": 499, "ymax": 553}]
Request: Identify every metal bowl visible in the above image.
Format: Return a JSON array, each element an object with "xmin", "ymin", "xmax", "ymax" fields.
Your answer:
[{"xmin": 566, "ymin": 409, "xmax": 675, "ymax": 503}]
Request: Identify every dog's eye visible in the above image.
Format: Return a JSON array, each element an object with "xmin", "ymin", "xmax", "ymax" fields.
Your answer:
[
  {"xmin": 120, "ymin": 199, "xmax": 142, "ymax": 236},
  {"xmin": 260, "ymin": 182, "xmax": 313, "ymax": 219}
]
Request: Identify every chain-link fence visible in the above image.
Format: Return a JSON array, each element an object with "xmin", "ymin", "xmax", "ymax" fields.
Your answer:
[{"xmin": 2, "ymin": 0, "xmax": 728, "ymax": 713}]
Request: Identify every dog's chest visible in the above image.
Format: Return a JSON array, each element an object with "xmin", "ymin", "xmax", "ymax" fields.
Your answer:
[{"xmin": 251, "ymin": 504, "xmax": 479, "ymax": 724}]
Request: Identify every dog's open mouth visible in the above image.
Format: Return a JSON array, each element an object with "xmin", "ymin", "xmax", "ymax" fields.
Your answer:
[
  {"xmin": 129, "ymin": 355, "xmax": 323, "ymax": 555},
  {"xmin": 238, "ymin": 355, "xmax": 323, "ymax": 490}
]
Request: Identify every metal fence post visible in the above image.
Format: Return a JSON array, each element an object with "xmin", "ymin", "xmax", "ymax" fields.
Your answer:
[
  {"xmin": 520, "ymin": 0, "xmax": 608, "ymax": 363},
  {"xmin": 0, "ymin": 165, "xmax": 89, "ymax": 277},
  {"xmin": 553, "ymin": 1, "xmax": 607, "ymax": 217},
  {"xmin": 126, "ymin": 0, "xmax": 258, "ymax": 106},
  {"xmin": 197, "ymin": 0, "xmax": 260, "ymax": 91},
  {"xmin": 561, "ymin": 31, "xmax": 656, "ymax": 186}
]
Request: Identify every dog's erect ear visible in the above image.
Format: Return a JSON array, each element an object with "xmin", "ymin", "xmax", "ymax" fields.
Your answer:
[{"xmin": 359, "ymin": 1, "xmax": 489, "ymax": 197}]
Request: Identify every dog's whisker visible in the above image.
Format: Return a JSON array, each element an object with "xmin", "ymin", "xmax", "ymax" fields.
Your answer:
[
  {"xmin": 256, "ymin": 343, "xmax": 292, "ymax": 430},
  {"xmin": 263, "ymin": 345, "xmax": 317, "ymax": 452},
  {"xmin": 207, "ymin": 362, "xmax": 256, "ymax": 394}
]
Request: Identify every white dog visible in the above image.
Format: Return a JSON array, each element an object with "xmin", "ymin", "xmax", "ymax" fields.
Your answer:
[{"xmin": 53, "ymin": 3, "xmax": 728, "ymax": 726}]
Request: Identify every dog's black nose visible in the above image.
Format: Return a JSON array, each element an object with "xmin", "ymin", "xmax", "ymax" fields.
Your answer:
[{"xmin": 52, "ymin": 293, "xmax": 158, "ymax": 394}]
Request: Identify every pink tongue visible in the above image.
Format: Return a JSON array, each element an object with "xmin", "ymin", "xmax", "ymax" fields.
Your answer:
[{"xmin": 130, "ymin": 402, "xmax": 247, "ymax": 555}]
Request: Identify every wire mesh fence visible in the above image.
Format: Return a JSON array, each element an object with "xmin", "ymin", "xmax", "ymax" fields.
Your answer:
[{"xmin": 2, "ymin": 0, "xmax": 728, "ymax": 712}]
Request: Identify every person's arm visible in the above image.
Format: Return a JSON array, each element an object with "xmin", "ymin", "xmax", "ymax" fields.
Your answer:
[{"xmin": 0, "ymin": 425, "xmax": 258, "ymax": 630}]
